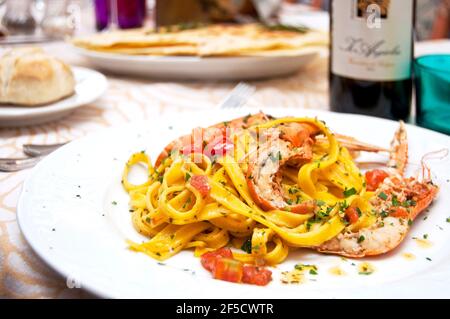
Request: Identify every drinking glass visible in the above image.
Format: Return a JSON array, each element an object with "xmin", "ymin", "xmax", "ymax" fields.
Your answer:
[
  {"xmin": 1, "ymin": 0, "xmax": 37, "ymax": 35},
  {"xmin": 415, "ymin": 55, "xmax": 450, "ymax": 135},
  {"xmin": 94, "ymin": 0, "xmax": 146, "ymax": 31},
  {"xmin": 41, "ymin": 0, "xmax": 75, "ymax": 37}
]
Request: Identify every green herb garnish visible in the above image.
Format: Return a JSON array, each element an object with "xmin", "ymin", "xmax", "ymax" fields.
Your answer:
[
  {"xmin": 316, "ymin": 200, "xmax": 326, "ymax": 207},
  {"xmin": 378, "ymin": 192, "xmax": 388, "ymax": 200},
  {"xmin": 392, "ymin": 195, "xmax": 401, "ymax": 207},
  {"xmin": 402, "ymin": 199, "xmax": 417, "ymax": 207},
  {"xmin": 241, "ymin": 239, "xmax": 252, "ymax": 254},
  {"xmin": 343, "ymin": 187, "xmax": 357, "ymax": 198},
  {"xmin": 309, "ymin": 269, "xmax": 318, "ymax": 275}
]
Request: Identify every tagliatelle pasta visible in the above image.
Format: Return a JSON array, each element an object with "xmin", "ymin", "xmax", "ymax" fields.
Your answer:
[{"xmin": 123, "ymin": 115, "xmax": 376, "ymax": 266}]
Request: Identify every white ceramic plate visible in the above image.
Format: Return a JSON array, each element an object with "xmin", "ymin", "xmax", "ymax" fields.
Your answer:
[
  {"xmin": 74, "ymin": 47, "xmax": 318, "ymax": 81},
  {"xmin": 0, "ymin": 67, "xmax": 107, "ymax": 127},
  {"xmin": 17, "ymin": 108, "xmax": 450, "ymax": 298}
]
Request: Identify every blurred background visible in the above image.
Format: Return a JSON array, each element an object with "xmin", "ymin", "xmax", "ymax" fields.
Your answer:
[{"xmin": 0, "ymin": 0, "xmax": 448, "ymax": 42}]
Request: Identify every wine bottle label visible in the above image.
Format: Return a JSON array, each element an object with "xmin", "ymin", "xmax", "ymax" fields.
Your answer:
[{"xmin": 332, "ymin": 0, "xmax": 414, "ymax": 81}]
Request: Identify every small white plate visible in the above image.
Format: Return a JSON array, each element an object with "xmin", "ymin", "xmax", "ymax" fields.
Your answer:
[
  {"xmin": 17, "ymin": 108, "xmax": 450, "ymax": 298},
  {"xmin": 0, "ymin": 67, "xmax": 107, "ymax": 127},
  {"xmin": 74, "ymin": 47, "xmax": 318, "ymax": 81}
]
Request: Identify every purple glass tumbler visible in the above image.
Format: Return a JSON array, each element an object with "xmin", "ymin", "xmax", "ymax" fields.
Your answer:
[{"xmin": 94, "ymin": 0, "xmax": 147, "ymax": 31}]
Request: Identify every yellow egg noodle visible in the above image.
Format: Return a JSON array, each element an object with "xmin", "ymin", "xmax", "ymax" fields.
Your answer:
[{"xmin": 122, "ymin": 117, "xmax": 375, "ymax": 266}]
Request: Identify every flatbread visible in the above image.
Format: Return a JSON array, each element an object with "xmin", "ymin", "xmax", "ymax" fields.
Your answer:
[
  {"xmin": 94, "ymin": 45, "xmax": 199, "ymax": 56},
  {"xmin": 71, "ymin": 24, "xmax": 328, "ymax": 57}
]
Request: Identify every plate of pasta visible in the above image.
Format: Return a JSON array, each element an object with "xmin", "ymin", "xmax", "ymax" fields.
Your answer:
[{"xmin": 17, "ymin": 108, "xmax": 450, "ymax": 298}]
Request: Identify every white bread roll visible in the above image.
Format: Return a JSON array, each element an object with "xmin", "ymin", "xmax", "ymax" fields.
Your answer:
[{"xmin": 0, "ymin": 47, "xmax": 75, "ymax": 106}]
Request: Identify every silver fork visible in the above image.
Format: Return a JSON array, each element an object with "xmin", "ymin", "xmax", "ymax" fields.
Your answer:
[
  {"xmin": 0, "ymin": 143, "xmax": 67, "ymax": 172},
  {"xmin": 0, "ymin": 82, "xmax": 256, "ymax": 172},
  {"xmin": 218, "ymin": 82, "xmax": 256, "ymax": 109}
]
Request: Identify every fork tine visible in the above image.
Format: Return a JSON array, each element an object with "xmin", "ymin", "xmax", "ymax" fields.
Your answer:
[
  {"xmin": 23, "ymin": 142, "xmax": 67, "ymax": 157},
  {"xmin": 0, "ymin": 156, "xmax": 43, "ymax": 172},
  {"xmin": 219, "ymin": 82, "xmax": 256, "ymax": 109}
]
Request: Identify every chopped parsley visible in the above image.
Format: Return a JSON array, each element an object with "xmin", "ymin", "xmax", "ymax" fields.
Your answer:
[
  {"xmin": 446, "ymin": 217, "xmax": 450, "ymax": 223},
  {"xmin": 356, "ymin": 207, "xmax": 363, "ymax": 217},
  {"xmin": 309, "ymin": 269, "xmax": 318, "ymax": 275},
  {"xmin": 241, "ymin": 239, "xmax": 252, "ymax": 254},
  {"xmin": 402, "ymin": 199, "xmax": 417, "ymax": 207},
  {"xmin": 185, "ymin": 172, "xmax": 191, "ymax": 181},
  {"xmin": 295, "ymin": 264, "xmax": 317, "ymax": 271},
  {"xmin": 111, "ymin": 201, "xmax": 117, "ymax": 205},
  {"xmin": 357, "ymin": 235, "xmax": 365, "ymax": 243},
  {"xmin": 392, "ymin": 195, "xmax": 401, "ymax": 207},
  {"xmin": 423, "ymin": 234, "xmax": 429, "ymax": 239},
  {"xmin": 317, "ymin": 206, "xmax": 332, "ymax": 219},
  {"xmin": 316, "ymin": 200, "xmax": 326, "ymax": 207},
  {"xmin": 343, "ymin": 187, "xmax": 357, "ymax": 198},
  {"xmin": 378, "ymin": 192, "xmax": 388, "ymax": 200},
  {"xmin": 338, "ymin": 200, "xmax": 349, "ymax": 211}
]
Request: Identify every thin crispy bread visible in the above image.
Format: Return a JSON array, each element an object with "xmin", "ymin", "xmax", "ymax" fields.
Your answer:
[{"xmin": 71, "ymin": 24, "xmax": 328, "ymax": 57}]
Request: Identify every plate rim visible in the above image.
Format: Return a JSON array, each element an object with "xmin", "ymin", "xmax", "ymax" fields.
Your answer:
[{"xmin": 72, "ymin": 45, "xmax": 320, "ymax": 63}]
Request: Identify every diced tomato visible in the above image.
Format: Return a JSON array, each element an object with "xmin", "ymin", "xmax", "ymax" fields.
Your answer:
[
  {"xmin": 390, "ymin": 207, "xmax": 409, "ymax": 219},
  {"xmin": 213, "ymin": 258, "xmax": 243, "ymax": 283},
  {"xmin": 242, "ymin": 265, "xmax": 272, "ymax": 286},
  {"xmin": 200, "ymin": 248, "xmax": 233, "ymax": 272},
  {"xmin": 345, "ymin": 207, "xmax": 360, "ymax": 224},
  {"xmin": 200, "ymin": 248, "xmax": 272, "ymax": 286},
  {"xmin": 365, "ymin": 169, "xmax": 389, "ymax": 192},
  {"xmin": 189, "ymin": 175, "xmax": 211, "ymax": 197}
]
